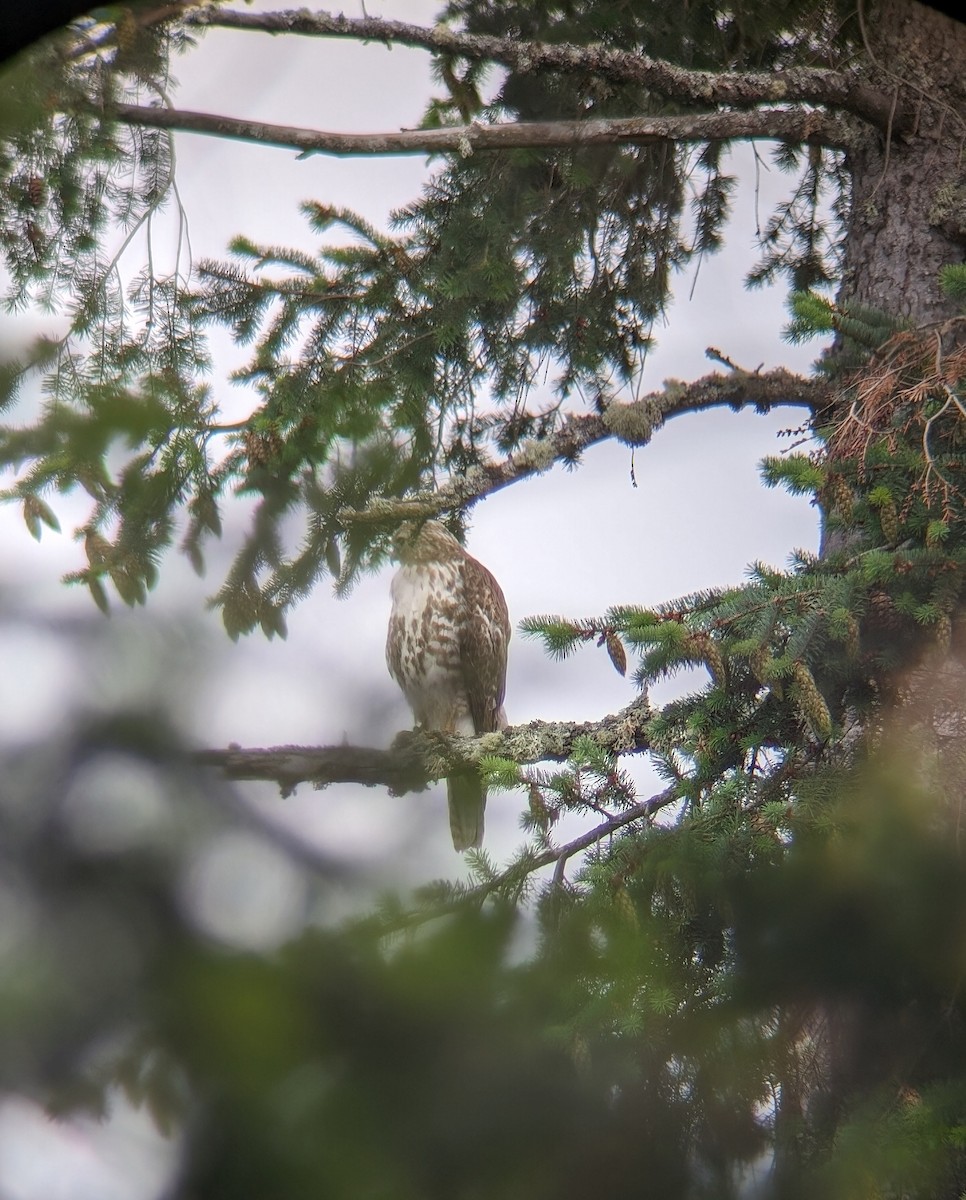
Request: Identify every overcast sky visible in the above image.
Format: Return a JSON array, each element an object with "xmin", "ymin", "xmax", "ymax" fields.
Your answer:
[{"xmin": 0, "ymin": 3, "xmax": 824, "ymax": 1195}]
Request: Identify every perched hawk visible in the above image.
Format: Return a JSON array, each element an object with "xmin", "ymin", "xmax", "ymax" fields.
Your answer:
[{"xmin": 386, "ymin": 521, "xmax": 510, "ymax": 851}]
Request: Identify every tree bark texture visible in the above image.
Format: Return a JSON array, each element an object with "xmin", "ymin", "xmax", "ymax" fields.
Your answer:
[{"xmin": 840, "ymin": 0, "xmax": 966, "ymax": 323}]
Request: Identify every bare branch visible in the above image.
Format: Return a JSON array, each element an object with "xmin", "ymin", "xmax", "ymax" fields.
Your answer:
[
  {"xmin": 182, "ymin": 7, "xmax": 898, "ymax": 132},
  {"xmin": 111, "ymin": 103, "xmax": 856, "ymax": 155},
  {"xmin": 339, "ymin": 365, "xmax": 829, "ymax": 526},
  {"xmin": 195, "ymin": 741, "xmax": 431, "ymax": 796},
  {"xmin": 538, "ymin": 785, "xmax": 680, "ymax": 875},
  {"xmin": 357, "ymin": 786, "xmax": 680, "ymax": 937},
  {"xmin": 195, "ymin": 697, "xmax": 654, "ymax": 795}
]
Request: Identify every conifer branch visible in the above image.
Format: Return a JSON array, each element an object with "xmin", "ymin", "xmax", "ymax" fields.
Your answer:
[
  {"xmin": 182, "ymin": 7, "xmax": 898, "ymax": 132},
  {"xmin": 362, "ymin": 786, "xmax": 682, "ymax": 937},
  {"xmin": 519, "ymin": 784, "xmax": 680, "ymax": 876},
  {"xmin": 196, "ymin": 697, "xmax": 654, "ymax": 794},
  {"xmin": 111, "ymin": 103, "xmax": 856, "ymax": 155},
  {"xmin": 338, "ymin": 367, "xmax": 828, "ymax": 526}
]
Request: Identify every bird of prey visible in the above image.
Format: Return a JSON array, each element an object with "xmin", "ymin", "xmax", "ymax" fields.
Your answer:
[{"xmin": 387, "ymin": 521, "xmax": 510, "ymax": 851}]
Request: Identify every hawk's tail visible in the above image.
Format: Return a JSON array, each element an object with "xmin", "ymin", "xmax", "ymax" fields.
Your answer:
[{"xmin": 447, "ymin": 772, "xmax": 486, "ymax": 852}]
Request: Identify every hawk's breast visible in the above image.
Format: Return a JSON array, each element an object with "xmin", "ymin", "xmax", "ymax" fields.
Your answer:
[{"xmin": 386, "ymin": 560, "xmax": 473, "ymax": 733}]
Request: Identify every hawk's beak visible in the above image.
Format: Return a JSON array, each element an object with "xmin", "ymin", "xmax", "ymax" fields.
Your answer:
[{"xmin": 390, "ymin": 521, "xmax": 415, "ymax": 561}]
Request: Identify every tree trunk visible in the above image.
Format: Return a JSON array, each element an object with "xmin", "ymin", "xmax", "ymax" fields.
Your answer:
[
  {"xmin": 803, "ymin": 8, "xmax": 966, "ymax": 1192},
  {"xmin": 839, "ymin": 0, "xmax": 966, "ymax": 324}
]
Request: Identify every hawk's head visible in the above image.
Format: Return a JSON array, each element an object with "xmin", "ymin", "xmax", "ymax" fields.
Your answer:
[{"xmin": 392, "ymin": 520, "xmax": 463, "ymax": 565}]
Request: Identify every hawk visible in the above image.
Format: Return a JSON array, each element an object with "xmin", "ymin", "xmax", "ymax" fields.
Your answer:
[{"xmin": 386, "ymin": 521, "xmax": 510, "ymax": 851}]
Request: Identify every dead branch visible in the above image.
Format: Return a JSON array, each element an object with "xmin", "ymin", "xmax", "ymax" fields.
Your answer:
[
  {"xmin": 182, "ymin": 7, "xmax": 899, "ymax": 132},
  {"xmin": 110, "ymin": 103, "xmax": 856, "ymax": 155}
]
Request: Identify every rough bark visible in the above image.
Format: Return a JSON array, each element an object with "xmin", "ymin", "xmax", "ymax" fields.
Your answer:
[
  {"xmin": 839, "ymin": 0, "xmax": 966, "ymax": 323},
  {"xmin": 806, "ymin": 5, "xmax": 966, "ymax": 1178}
]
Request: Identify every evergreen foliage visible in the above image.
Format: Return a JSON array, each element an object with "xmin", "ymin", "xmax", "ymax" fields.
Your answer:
[
  {"xmin": 783, "ymin": 288, "xmax": 904, "ymax": 374},
  {"xmin": 0, "ymin": 1, "xmax": 857, "ymax": 631},
  {"xmin": 4, "ymin": 3, "xmax": 966, "ymax": 1198}
]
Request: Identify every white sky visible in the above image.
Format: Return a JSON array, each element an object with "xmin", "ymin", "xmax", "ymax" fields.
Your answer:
[{"xmin": 0, "ymin": 3, "xmax": 824, "ymax": 1195}]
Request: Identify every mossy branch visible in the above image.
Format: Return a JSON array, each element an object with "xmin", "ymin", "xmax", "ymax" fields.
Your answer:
[
  {"xmin": 338, "ymin": 364, "xmax": 827, "ymax": 526},
  {"xmin": 196, "ymin": 697, "xmax": 653, "ymax": 796}
]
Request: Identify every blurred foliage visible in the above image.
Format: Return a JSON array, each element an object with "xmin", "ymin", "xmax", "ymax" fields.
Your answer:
[
  {"xmin": 5, "ymin": 697, "xmax": 966, "ymax": 1198},
  {"xmin": 0, "ymin": 1, "xmax": 856, "ymax": 632}
]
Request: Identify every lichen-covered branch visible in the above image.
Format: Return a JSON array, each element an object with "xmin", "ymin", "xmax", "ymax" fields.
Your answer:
[
  {"xmin": 339, "ymin": 365, "xmax": 828, "ymax": 527},
  {"xmin": 196, "ymin": 697, "xmax": 653, "ymax": 795},
  {"xmin": 111, "ymin": 103, "xmax": 856, "ymax": 156},
  {"xmin": 183, "ymin": 7, "xmax": 898, "ymax": 132},
  {"xmin": 194, "ymin": 742, "xmax": 432, "ymax": 797}
]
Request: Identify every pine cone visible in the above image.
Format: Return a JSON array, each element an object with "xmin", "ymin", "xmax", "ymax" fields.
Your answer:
[
  {"xmin": 791, "ymin": 662, "xmax": 832, "ymax": 738},
  {"xmin": 824, "ymin": 473, "xmax": 854, "ymax": 521},
  {"xmin": 867, "ymin": 588, "xmax": 901, "ymax": 631}
]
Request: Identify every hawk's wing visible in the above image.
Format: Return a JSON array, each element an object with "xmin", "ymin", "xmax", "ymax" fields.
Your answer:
[{"xmin": 459, "ymin": 552, "xmax": 511, "ymax": 734}]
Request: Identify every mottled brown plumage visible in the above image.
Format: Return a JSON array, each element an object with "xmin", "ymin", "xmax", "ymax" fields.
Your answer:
[{"xmin": 387, "ymin": 521, "xmax": 510, "ymax": 851}]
